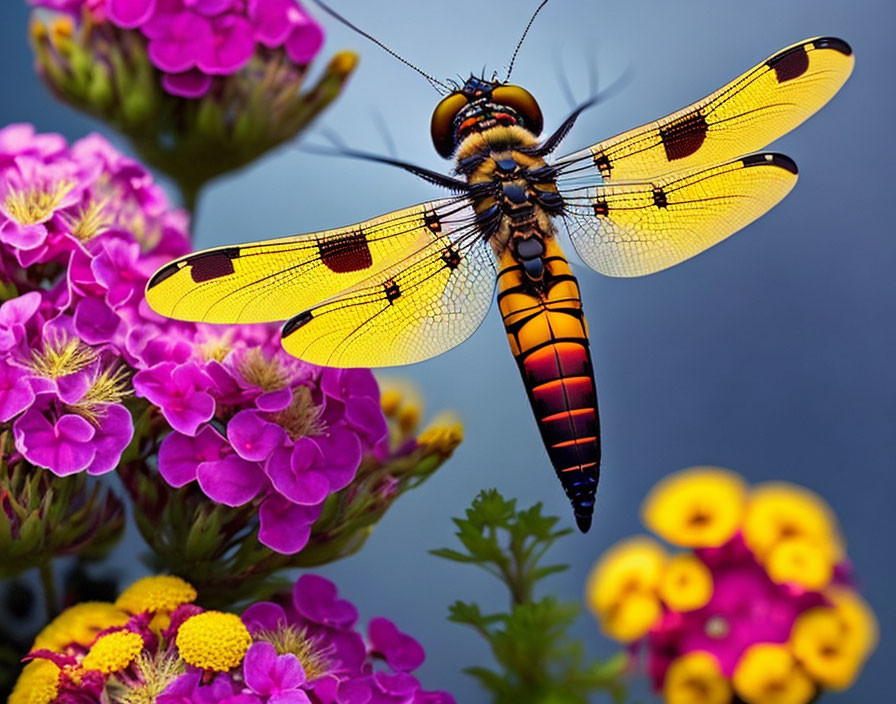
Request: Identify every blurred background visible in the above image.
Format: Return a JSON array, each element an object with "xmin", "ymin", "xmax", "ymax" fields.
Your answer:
[{"xmin": 2, "ymin": 0, "xmax": 893, "ymax": 701}]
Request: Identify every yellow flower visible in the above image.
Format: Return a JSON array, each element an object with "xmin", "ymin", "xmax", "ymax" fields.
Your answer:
[
  {"xmin": 176, "ymin": 611, "xmax": 251, "ymax": 671},
  {"xmin": 791, "ymin": 590, "xmax": 878, "ymax": 691},
  {"xmin": 659, "ymin": 554, "xmax": 713, "ymax": 612},
  {"xmin": 32, "ymin": 602, "xmax": 130, "ymax": 651},
  {"xmin": 642, "ymin": 467, "xmax": 747, "ymax": 547},
  {"xmin": 733, "ymin": 643, "xmax": 815, "ymax": 704},
  {"xmin": 764, "ymin": 536, "xmax": 834, "ymax": 590},
  {"xmin": 81, "ymin": 630, "xmax": 144, "ymax": 674},
  {"xmin": 9, "ymin": 660, "xmax": 60, "ymax": 704},
  {"xmin": 663, "ymin": 651, "xmax": 731, "ymax": 704},
  {"xmin": 115, "ymin": 575, "xmax": 197, "ymax": 615},
  {"xmin": 585, "ymin": 537, "xmax": 665, "ymax": 642},
  {"xmin": 826, "ymin": 587, "xmax": 879, "ymax": 657},
  {"xmin": 418, "ymin": 414, "xmax": 464, "ymax": 456},
  {"xmin": 742, "ymin": 483, "xmax": 842, "ymax": 561}
]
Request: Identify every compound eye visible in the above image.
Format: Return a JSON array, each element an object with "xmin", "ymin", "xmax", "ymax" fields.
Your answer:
[
  {"xmin": 491, "ymin": 84, "xmax": 543, "ymax": 136},
  {"xmin": 431, "ymin": 92, "xmax": 469, "ymax": 158}
]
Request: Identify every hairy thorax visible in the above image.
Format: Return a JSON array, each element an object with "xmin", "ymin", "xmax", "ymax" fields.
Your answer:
[{"xmin": 455, "ymin": 126, "xmax": 564, "ymax": 274}]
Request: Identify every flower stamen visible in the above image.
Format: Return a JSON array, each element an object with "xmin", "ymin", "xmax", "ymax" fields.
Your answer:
[{"xmin": 3, "ymin": 179, "xmax": 76, "ymax": 225}]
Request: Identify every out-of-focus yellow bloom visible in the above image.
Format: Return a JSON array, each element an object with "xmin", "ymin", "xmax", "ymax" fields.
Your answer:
[
  {"xmin": 9, "ymin": 659, "xmax": 60, "ymax": 704},
  {"xmin": 826, "ymin": 586, "xmax": 879, "ymax": 657},
  {"xmin": 115, "ymin": 575, "xmax": 197, "ymax": 629},
  {"xmin": 791, "ymin": 590, "xmax": 878, "ymax": 690},
  {"xmin": 733, "ymin": 643, "xmax": 815, "ymax": 704},
  {"xmin": 659, "ymin": 554, "xmax": 713, "ymax": 612},
  {"xmin": 175, "ymin": 611, "xmax": 251, "ymax": 671},
  {"xmin": 663, "ymin": 651, "xmax": 732, "ymax": 704},
  {"xmin": 641, "ymin": 467, "xmax": 746, "ymax": 547},
  {"xmin": 585, "ymin": 536, "xmax": 665, "ymax": 641},
  {"xmin": 765, "ymin": 536, "xmax": 834, "ymax": 590},
  {"xmin": 32, "ymin": 602, "xmax": 130, "ymax": 651},
  {"xmin": 601, "ymin": 590, "xmax": 663, "ymax": 642},
  {"xmin": 418, "ymin": 414, "xmax": 464, "ymax": 457},
  {"xmin": 81, "ymin": 630, "xmax": 144, "ymax": 674},
  {"xmin": 742, "ymin": 483, "xmax": 842, "ymax": 561}
]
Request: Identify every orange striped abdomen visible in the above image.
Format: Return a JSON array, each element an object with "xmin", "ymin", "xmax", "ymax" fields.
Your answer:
[{"xmin": 497, "ymin": 242, "xmax": 600, "ymax": 531}]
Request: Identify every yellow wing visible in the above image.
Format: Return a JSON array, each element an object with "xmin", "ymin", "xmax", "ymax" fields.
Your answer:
[
  {"xmin": 145, "ymin": 197, "xmax": 471, "ymax": 323},
  {"xmin": 562, "ymin": 153, "xmax": 797, "ymax": 277},
  {"xmin": 555, "ymin": 37, "xmax": 853, "ymax": 181},
  {"xmin": 281, "ymin": 224, "xmax": 496, "ymax": 368}
]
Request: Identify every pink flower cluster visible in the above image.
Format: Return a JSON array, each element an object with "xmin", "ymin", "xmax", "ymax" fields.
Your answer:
[
  {"xmin": 0, "ymin": 123, "xmax": 390, "ymax": 555},
  {"xmin": 643, "ymin": 534, "xmax": 829, "ymax": 688},
  {"xmin": 32, "ymin": 0, "xmax": 325, "ymax": 97},
  {"xmin": 0, "ymin": 122, "xmax": 190, "ymax": 476}
]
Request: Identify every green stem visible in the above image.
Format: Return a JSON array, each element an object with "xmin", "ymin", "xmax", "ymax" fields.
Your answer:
[{"xmin": 39, "ymin": 561, "xmax": 59, "ymax": 621}]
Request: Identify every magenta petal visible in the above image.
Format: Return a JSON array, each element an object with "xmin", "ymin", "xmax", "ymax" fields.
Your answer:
[
  {"xmin": 265, "ymin": 441, "xmax": 330, "ymax": 505},
  {"xmin": 344, "ymin": 396, "xmax": 388, "ymax": 447},
  {"xmin": 55, "ymin": 369, "xmax": 92, "ymax": 404},
  {"xmin": 147, "ymin": 12, "xmax": 213, "ymax": 73},
  {"xmin": 199, "ymin": 15, "xmax": 255, "ymax": 74},
  {"xmin": 0, "ymin": 360, "xmax": 35, "ymax": 421},
  {"xmin": 244, "ymin": 642, "xmax": 306, "ymax": 695},
  {"xmin": 108, "ymin": 0, "xmax": 157, "ymax": 28},
  {"xmin": 315, "ymin": 428, "xmax": 362, "ymax": 492},
  {"xmin": 74, "ymin": 297, "xmax": 120, "ymax": 344},
  {"xmin": 197, "ymin": 454, "xmax": 265, "ymax": 506},
  {"xmin": 85, "ymin": 404, "xmax": 134, "ymax": 475},
  {"xmin": 258, "ymin": 494, "xmax": 320, "ymax": 554},
  {"xmin": 13, "ymin": 409, "xmax": 96, "ymax": 476},
  {"xmin": 292, "ymin": 574, "xmax": 357, "ymax": 629},
  {"xmin": 256, "ymin": 387, "xmax": 292, "ymax": 412},
  {"xmin": 368, "ymin": 617, "xmax": 425, "ymax": 672},
  {"xmin": 284, "ymin": 20, "xmax": 324, "ymax": 65},
  {"xmin": 161, "ymin": 70, "xmax": 213, "ymax": 98},
  {"xmin": 242, "ymin": 602, "xmax": 288, "ymax": 633},
  {"xmin": 228, "ymin": 410, "xmax": 286, "ymax": 461},
  {"xmin": 158, "ymin": 425, "xmax": 226, "ymax": 487},
  {"xmin": 0, "ymin": 221, "xmax": 48, "ymax": 250}
]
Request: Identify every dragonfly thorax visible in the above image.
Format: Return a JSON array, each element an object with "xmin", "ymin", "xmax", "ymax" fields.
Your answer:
[{"xmin": 455, "ymin": 127, "xmax": 563, "ymax": 273}]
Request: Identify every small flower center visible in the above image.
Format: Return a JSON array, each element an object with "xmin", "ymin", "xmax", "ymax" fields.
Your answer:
[
  {"xmin": 705, "ymin": 615, "xmax": 729, "ymax": 639},
  {"xmin": 66, "ymin": 199, "xmax": 109, "ymax": 241},
  {"xmin": 175, "ymin": 612, "xmax": 251, "ymax": 672},
  {"xmin": 69, "ymin": 366, "xmax": 132, "ymax": 424},
  {"xmin": 103, "ymin": 650, "xmax": 186, "ymax": 704},
  {"xmin": 81, "ymin": 630, "xmax": 143, "ymax": 674},
  {"xmin": 255, "ymin": 625, "xmax": 333, "ymax": 681},
  {"xmin": 4, "ymin": 180, "xmax": 75, "ymax": 225},
  {"xmin": 273, "ymin": 386, "xmax": 326, "ymax": 439},
  {"xmin": 237, "ymin": 347, "xmax": 289, "ymax": 391},
  {"xmin": 29, "ymin": 336, "xmax": 97, "ymax": 379}
]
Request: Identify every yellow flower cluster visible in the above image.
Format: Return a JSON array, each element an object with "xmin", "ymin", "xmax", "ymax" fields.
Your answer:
[
  {"xmin": 586, "ymin": 536, "xmax": 713, "ymax": 641},
  {"xmin": 175, "ymin": 611, "xmax": 252, "ymax": 671},
  {"xmin": 586, "ymin": 467, "xmax": 878, "ymax": 704},
  {"xmin": 642, "ymin": 468, "xmax": 843, "ymax": 591},
  {"xmin": 11, "ymin": 574, "xmax": 202, "ymax": 704}
]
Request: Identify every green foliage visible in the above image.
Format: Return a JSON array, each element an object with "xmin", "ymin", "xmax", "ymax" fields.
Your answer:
[{"xmin": 432, "ymin": 489, "xmax": 627, "ymax": 704}]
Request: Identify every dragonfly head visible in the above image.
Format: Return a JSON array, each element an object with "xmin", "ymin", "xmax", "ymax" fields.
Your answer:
[{"xmin": 431, "ymin": 76, "xmax": 544, "ymax": 158}]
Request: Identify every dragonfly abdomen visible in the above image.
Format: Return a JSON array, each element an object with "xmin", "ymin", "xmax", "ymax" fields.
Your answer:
[{"xmin": 497, "ymin": 241, "xmax": 600, "ymax": 532}]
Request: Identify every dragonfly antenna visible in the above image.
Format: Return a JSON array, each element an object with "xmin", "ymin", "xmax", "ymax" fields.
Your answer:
[
  {"xmin": 308, "ymin": 0, "xmax": 451, "ymax": 93},
  {"xmin": 506, "ymin": 0, "xmax": 553, "ymax": 81}
]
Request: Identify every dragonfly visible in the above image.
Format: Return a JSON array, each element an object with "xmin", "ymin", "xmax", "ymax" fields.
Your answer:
[{"xmin": 145, "ymin": 1, "xmax": 853, "ymax": 532}]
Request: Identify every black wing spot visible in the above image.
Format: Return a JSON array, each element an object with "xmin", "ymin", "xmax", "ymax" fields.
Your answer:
[
  {"xmin": 652, "ymin": 187, "xmax": 669, "ymax": 209},
  {"xmin": 767, "ymin": 44, "xmax": 810, "ymax": 82},
  {"xmin": 383, "ymin": 279, "xmax": 401, "ymax": 303},
  {"xmin": 592, "ymin": 200, "xmax": 609, "ymax": 217},
  {"xmin": 814, "ymin": 37, "xmax": 852, "ymax": 56},
  {"xmin": 424, "ymin": 207, "xmax": 442, "ymax": 234},
  {"xmin": 741, "ymin": 152, "xmax": 798, "ymax": 175},
  {"xmin": 282, "ymin": 310, "xmax": 313, "ymax": 337},
  {"xmin": 441, "ymin": 246, "xmax": 461, "ymax": 270},
  {"xmin": 147, "ymin": 262, "xmax": 179, "ymax": 288},
  {"xmin": 660, "ymin": 111, "xmax": 709, "ymax": 161},
  {"xmin": 188, "ymin": 248, "xmax": 239, "ymax": 283},
  {"xmin": 319, "ymin": 231, "xmax": 373, "ymax": 273},
  {"xmin": 593, "ymin": 151, "xmax": 612, "ymax": 179}
]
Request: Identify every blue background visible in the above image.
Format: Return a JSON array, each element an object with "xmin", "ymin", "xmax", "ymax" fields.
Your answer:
[{"xmin": 2, "ymin": 1, "xmax": 893, "ymax": 701}]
